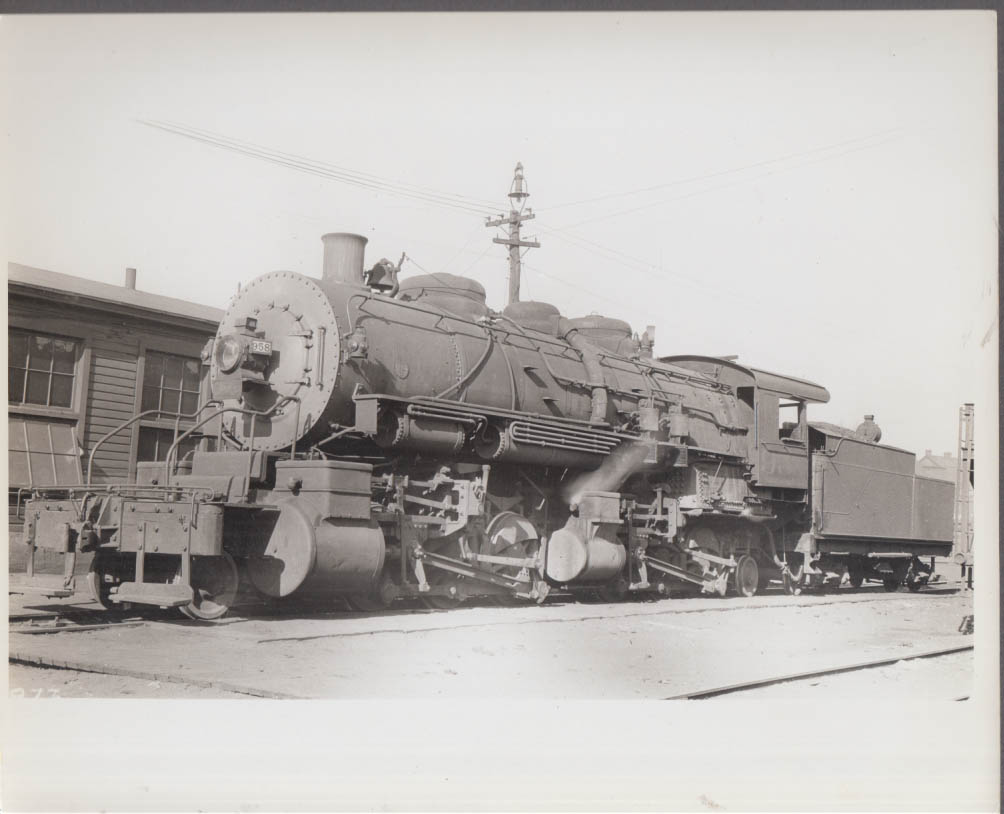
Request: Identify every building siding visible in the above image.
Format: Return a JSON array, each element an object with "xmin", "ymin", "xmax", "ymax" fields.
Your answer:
[
  {"xmin": 85, "ymin": 333, "xmax": 141, "ymax": 483},
  {"xmin": 8, "ymin": 266, "xmax": 222, "ymax": 575}
]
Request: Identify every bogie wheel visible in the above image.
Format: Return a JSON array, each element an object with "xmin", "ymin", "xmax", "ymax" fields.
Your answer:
[
  {"xmin": 882, "ymin": 577, "xmax": 901, "ymax": 593},
  {"xmin": 345, "ymin": 593, "xmax": 388, "ymax": 612},
  {"xmin": 905, "ymin": 561, "xmax": 929, "ymax": 593},
  {"xmin": 421, "ymin": 593, "xmax": 461, "ymax": 610},
  {"xmin": 849, "ymin": 571, "xmax": 864, "ymax": 589},
  {"xmin": 734, "ymin": 554, "xmax": 760, "ymax": 598},
  {"xmin": 87, "ymin": 552, "xmax": 127, "ymax": 610},
  {"xmin": 346, "ymin": 574, "xmax": 396, "ymax": 612},
  {"xmin": 597, "ymin": 576, "xmax": 629, "ymax": 603},
  {"xmin": 782, "ymin": 565, "xmax": 803, "ymax": 596},
  {"xmin": 179, "ymin": 552, "xmax": 240, "ymax": 621}
]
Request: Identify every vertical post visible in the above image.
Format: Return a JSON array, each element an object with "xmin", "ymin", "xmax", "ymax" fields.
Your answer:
[
  {"xmin": 486, "ymin": 162, "xmax": 541, "ymax": 305},
  {"xmin": 26, "ymin": 512, "xmax": 35, "ymax": 579},
  {"xmin": 508, "ymin": 227, "xmax": 522, "ymax": 306},
  {"xmin": 136, "ymin": 523, "xmax": 146, "ymax": 585},
  {"xmin": 952, "ymin": 403, "xmax": 975, "ymax": 568}
]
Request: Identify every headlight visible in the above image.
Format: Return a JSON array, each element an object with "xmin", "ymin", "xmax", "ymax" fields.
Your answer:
[{"xmin": 215, "ymin": 334, "xmax": 244, "ymax": 373}]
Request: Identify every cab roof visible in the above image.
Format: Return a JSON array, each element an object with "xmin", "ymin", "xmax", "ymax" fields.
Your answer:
[{"xmin": 658, "ymin": 355, "xmax": 830, "ymax": 404}]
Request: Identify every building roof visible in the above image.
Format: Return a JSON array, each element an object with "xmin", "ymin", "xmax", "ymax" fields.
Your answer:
[
  {"xmin": 916, "ymin": 451, "xmax": 957, "ymax": 482},
  {"xmin": 8, "ymin": 262, "xmax": 224, "ymax": 328},
  {"xmin": 917, "ymin": 451, "xmax": 957, "ymax": 467}
]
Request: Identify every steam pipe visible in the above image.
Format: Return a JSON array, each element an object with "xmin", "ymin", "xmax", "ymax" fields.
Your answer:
[{"xmin": 558, "ymin": 318, "xmax": 609, "ymax": 426}]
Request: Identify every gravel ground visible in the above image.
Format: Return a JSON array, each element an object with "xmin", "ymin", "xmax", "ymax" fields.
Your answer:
[
  {"xmin": 8, "ymin": 662, "xmax": 248, "ymax": 699},
  {"xmin": 9, "ymin": 585, "xmax": 974, "ymax": 700}
]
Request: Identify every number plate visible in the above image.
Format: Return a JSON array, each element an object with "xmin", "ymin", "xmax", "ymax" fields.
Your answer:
[{"xmin": 250, "ymin": 340, "xmax": 272, "ymax": 356}]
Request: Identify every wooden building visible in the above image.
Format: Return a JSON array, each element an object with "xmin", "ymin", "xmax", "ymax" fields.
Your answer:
[{"xmin": 8, "ymin": 262, "xmax": 223, "ymax": 569}]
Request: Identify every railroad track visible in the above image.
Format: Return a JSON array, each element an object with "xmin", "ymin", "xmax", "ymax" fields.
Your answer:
[
  {"xmin": 9, "ymin": 607, "xmax": 181, "ymax": 633},
  {"xmin": 8, "ymin": 650, "xmax": 300, "ymax": 699},
  {"xmin": 10, "ymin": 588, "xmax": 972, "ymax": 701},
  {"xmin": 10, "ymin": 581, "xmax": 966, "ymax": 633},
  {"xmin": 663, "ymin": 643, "xmax": 975, "ymax": 699}
]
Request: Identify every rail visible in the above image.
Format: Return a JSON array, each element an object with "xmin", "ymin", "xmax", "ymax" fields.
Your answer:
[
  {"xmin": 85, "ymin": 402, "xmax": 224, "ymax": 486},
  {"xmin": 662, "ymin": 643, "xmax": 974, "ymax": 700}
]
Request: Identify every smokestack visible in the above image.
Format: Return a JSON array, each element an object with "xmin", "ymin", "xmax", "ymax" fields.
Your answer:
[
  {"xmin": 321, "ymin": 233, "xmax": 368, "ymax": 286},
  {"xmin": 125, "ymin": 267, "xmax": 137, "ymax": 290}
]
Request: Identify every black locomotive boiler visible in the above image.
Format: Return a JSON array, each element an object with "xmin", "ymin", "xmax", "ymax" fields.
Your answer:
[{"xmin": 17, "ymin": 232, "xmax": 955, "ymax": 618}]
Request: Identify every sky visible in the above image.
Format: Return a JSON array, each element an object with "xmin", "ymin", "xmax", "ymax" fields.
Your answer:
[{"xmin": 3, "ymin": 11, "xmax": 997, "ymax": 457}]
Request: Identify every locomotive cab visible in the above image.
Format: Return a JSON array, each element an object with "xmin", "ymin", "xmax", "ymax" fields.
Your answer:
[
  {"xmin": 658, "ymin": 355, "xmax": 829, "ymax": 492},
  {"xmin": 747, "ymin": 369, "xmax": 829, "ymax": 490}
]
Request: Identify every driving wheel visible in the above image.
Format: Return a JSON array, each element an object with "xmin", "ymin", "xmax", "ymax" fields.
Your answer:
[{"xmin": 734, "ymin": 554, "xmax": 760, "ymax": 598}]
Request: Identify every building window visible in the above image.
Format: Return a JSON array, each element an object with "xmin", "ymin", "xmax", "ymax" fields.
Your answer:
[
  {"xmin": 137, "ymin": 426, "xmax": 201, "ymax": 463},
  {"xmin": 8, "ymin": 330, "xmax": 78, "ymax": 408},
  {"xmin": 135, "ymin": 349, "xmax": 209, "ymax": 470},
  {"xmin": 141, "ymin": 351, "xmax": 201, "ymax": 417}
]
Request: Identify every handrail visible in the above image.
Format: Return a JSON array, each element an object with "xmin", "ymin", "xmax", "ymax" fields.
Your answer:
[
  {"xmin": 86, "ymin": 402, "xmax": 223, "ymax": 486},
  {"xmin": 162, "ymin": 396, "xmax": 301, "ymax": 485}
]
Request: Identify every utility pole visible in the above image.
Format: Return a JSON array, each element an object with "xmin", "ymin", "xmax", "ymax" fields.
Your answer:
[
  {"xmin": 953, "ymin": 403, "xmax": 975, "ymax": 586},
  {"xmin": 486, "ymin": 162, "xmax": 540, "ymax": 305}
]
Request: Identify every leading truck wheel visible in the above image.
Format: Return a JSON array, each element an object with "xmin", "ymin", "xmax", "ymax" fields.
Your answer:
[
  {"xmin": 87, "ymin": 553, "xmax": 123, "ymax": 610},
  {"xmin": 179, "ymin": 552, "xmax": 240, "ymax": 621},
  {"xmin": 734, "ymin": 555, "xmax": 760, "ymax": 598}
]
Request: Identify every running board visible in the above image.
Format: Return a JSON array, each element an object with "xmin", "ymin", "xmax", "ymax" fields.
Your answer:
[{"xmin": 111, "ymin": 582, "xmax": 194, "ymax": 608}]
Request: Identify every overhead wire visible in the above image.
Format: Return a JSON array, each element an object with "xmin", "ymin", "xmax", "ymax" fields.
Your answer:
[
  {"xmin": 144, "ymin": 118, "xmax": 502, "ymax": 209},
  {"xmin": 138, "ymin": 119, "xmax": 498, "ymax": 216},
  {"xmin": 521, "ymin": 261, "xmax": 664, "ymax": 323},
  {"xmin": 547, "ymin": 125, "xmax": 907, "ymax": 210},
  {"xmin": 547, "ymin": 131, "xmax": 905, "ymax": 231},
  {"xmin": 140, "ymin": 117, "xmax": 891, "ymax": 336}
]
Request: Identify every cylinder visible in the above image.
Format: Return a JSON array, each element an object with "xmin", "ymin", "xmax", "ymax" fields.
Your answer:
[
  {"xmin": 322, "ymin": 232, "xmax": 368, "ymax": 286},
  {"xmin": 244, "ymin": 501, "xmax": 386, "ymax": 598},
  {"xmin": 297, "ymin": 520, "xmax": 386, "ymax": 596},
  {"xmin": 545, "ymin": 520, "xmax": 626, "ymax": 583}
]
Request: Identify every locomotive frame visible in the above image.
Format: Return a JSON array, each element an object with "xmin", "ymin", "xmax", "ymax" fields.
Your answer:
[{"xmin": 15, "ymin": 232, "xmax": 955, "ymax": 619}]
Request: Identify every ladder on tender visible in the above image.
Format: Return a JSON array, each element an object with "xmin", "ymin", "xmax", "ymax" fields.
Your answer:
[{"xmin": 952, "ymin": 403, "xmax": 974, "ymax": 583}]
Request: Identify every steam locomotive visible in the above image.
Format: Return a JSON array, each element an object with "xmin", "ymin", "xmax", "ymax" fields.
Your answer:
[{"xmin": 17, "ymin": 232, "xmax": 955, "ymax": 619}]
